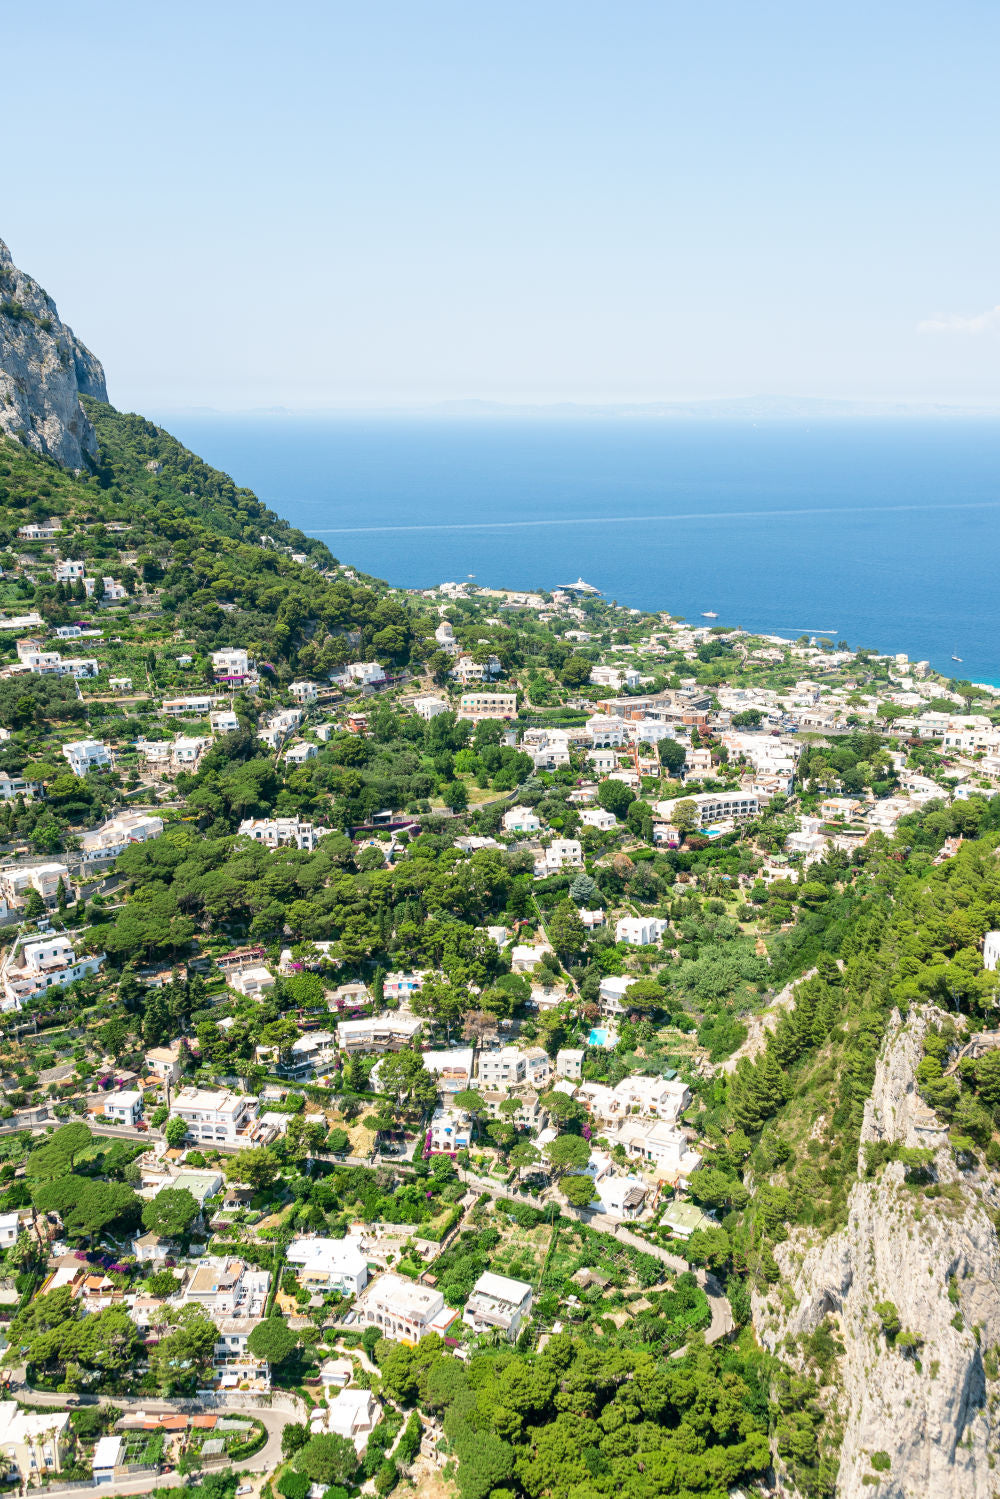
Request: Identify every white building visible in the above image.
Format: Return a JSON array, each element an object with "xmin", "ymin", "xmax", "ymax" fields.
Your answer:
[
  {"xmin": 289, "ymin": 681, "xmax": 319, "ymax": 704},
  {"xmin": 62, "ymin": 739, "xmax": 111, "ymax": 776},
  {"xmin": 183, "ymin": 1256, "xmax": 270, "ymax": 1318},
  {"xmin": 0, "ymin": 861, "xmax": 69, "ymax": 906},
  {"xmin": 161, "ymin": 694, "xmax": 216, "ymax": 717},
  {"xmin": 510, "ymin": 944, "xmax": 546, "ymax": 973},
  {"xmin": 227, "ymin": 964, "xmax": 275, "ymax": 999},
  {"xmin": 54, "ymin": 559, "xmax": 86, "ymax": 582},
  {"xmin": 212, "ymin": 648, "xmax": 251, "ymax": 678},
  {"xmin": 287, "ymin": 1235, "xmax": 369, "ymax": 1295},
  {"xmin": 285, "ymin": 741, "xmax": 318, "ymax": 765},
  {"xmin": 145, "ymin": 1043, "xmax": 183, "ymax": 1084},
  {"xmin": 534, "ymin": 839, "xmax": 583, "ymax": 875},
  {"xmin": 984, "ymin": 932, "xmax": 1000, "ymax": 973},
  {"xmin": 102, "ymin": 1090, "xmax": 143, "ymax": 1126},
  {"xmin": 477, "ymin": 1046, "xmax": 527, "ymax": 1089},
  {"xmin": 0, "ymin": 933, "xmax": 104, "ymax": 1008},
  {"xmin": 170, "ymin": 1087, "xmax": 259, "ymax": 1145},
  {"xmin": 319, "ymin": 1357, "xmax": 353, "ymax": 1391},
  {"xmin": 555, "ymin": 1047, "xmax": 585, "ymax": 1079},
  {"xmin": 610, "ymin": 1074, "xmax": 690, "ymax": 1121},
  {"xmin": 616, "ymin": 915, "xmax": 669, "ymax": 946},
  {"xmin": 0, "ymin": 773, "xmax": 39, "ymax": 801},
  {"xmin": 237, "ymin": 816, "xmax": 326, "ymax": 851},
  {"xmin": 594, "ymin": 1173, "xmax": 648, "ymax": 1220},
  {"xmin": 612, "ymin": 1117, "xmax": 702, "ymax": 1183},
  {"xmin": 79, "ymin": 812, "xmax": 164, "ymax": 865},
  {"xmin": 422, "ymin": 1047, "xmax": 475, "ymax": 1095},
  {"xmin": 171, "ymin": 734, "xmax": 209, "ymax": 768},
  {"xmin": 347, "ymin": 662, "xmax": 386, "ymax": 686},
  {"xmin": 323, "ymin": 1387, "xmax": 379, "ymax": 1454},
  {"xmin": 0, "ymin": 1402, "xmax": 70, "ymax": 1483},
  {"xmin": 411, "ymin": 694, "xmax": 449, "ymax": 721},
  {"xmin": 503, "ymin": 805, "xmax": 542, "ymax": 834},
  {"xmin": 523, "ymin": 1046, "xmax": 551, "ymax": 1088},
  {"xmin": 587, "ymin": 716, "xmax": 627, "ymax": 749},
  {"xmin": 453, "ymin": 654, "xmax": 501, "ymax": 683},
  {"xmin": 17, "ymin": 520, "xmax": 62, "ymax": 540},
  {"xmin": 590, "ymin": 665, "xmax": 640, "ymax": 691},
  {"xmin": 210, "ymin": 708, "xmax": 241, "ymax": 734},
  {"xmin": 656, "ymin": 790, "xmax": 761, "ymax": 827},
  {"xmin": 458, "ymin": 691, "xmax": 517, "ymax": 720},
  {"xmin": 428, "ymin": 1105, "xmax": 472, "ymax": 1152},
  {"xmin": 523, "ymin": 728, "xmax": 571, "ymax": 771},
  {"xmin": 579, "ymin": 807, "xmax": 618, "ymax": 832},
  {"xmin": 463, "ymin": 1271, "xmax": 532, "ymax": 1340},
  {"xmin": 16, "ymin": 641, "xmax": 65, "ymax": 672},
  {"xmin": 354, "ymin": 1272, "xmax": 459, "ymax": 1343},
  {"xmin": 213, "ymin": 1316, "xmax": 270, "ymax": 1389},
  {"xmin": 336, "ymin": 1015, "xmax": 423, "ymax": 1052},
  {"xmin": 598, "ymin": 974, "xmax": 634, "ymax": 1015}
]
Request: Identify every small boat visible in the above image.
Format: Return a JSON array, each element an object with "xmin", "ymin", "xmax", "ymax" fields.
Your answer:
[
  {"xmin": 952, "ymin": 654, "xmax": 963, "ymax": 663},
  {"xmin": 702, "ymin": 611, "xmax": 718, "ymax": 618}
]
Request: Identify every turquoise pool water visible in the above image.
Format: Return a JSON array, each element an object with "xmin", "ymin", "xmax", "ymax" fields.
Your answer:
[{"xmin": 588, "ymin": 1027, "xmax": 610, "ymax": 1046}]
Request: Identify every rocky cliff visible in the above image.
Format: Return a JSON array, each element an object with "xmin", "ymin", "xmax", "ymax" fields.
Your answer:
[
  {"xmin": 754, "ymin": 1009, "xmax": 1000, "ymax": 1497},
  {"xmin": 0, "ymin": 236, "xmax": 107, "ymax": 470}
]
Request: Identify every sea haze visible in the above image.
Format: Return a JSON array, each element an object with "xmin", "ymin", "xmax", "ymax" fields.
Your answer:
[{"xmin": 158, "ymin": 414, "xmax": 1000, "ymax": 684}]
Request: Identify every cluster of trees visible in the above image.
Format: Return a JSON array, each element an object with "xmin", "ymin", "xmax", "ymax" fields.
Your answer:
[
  {"xmin": 372, "ymin": 1330, "xmax": 771, "ymax": 1499},
  {"xmin": 798, "ymin": 730, "xmax": 898, "ymax": 799}
]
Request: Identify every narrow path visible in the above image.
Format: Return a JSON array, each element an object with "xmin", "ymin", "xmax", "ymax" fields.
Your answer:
[{"xmin": 456, "ymin": 1167, "xmax": 734, "ymax": 1345}]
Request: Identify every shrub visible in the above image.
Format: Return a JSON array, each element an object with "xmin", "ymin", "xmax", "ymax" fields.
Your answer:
[
  {"xmin": 277, "ymin": 1472, "xmax": 311, "ymax": 1499},
  {"xmin": 374, "ymin": 1461, "xmax": 398, "ymax": 1495}
]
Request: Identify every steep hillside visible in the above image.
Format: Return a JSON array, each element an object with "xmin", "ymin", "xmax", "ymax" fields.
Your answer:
[
  {"xmin": 697, "ymin": 829, "xmax": 1000, "ymax": 1496},
  {"xmin": 0, "ymin": 237, "xmax": 107, "ymax": 469},
  {"xmin": 0, "ymin": 410, "xmax": 427, "ymax": 676}
]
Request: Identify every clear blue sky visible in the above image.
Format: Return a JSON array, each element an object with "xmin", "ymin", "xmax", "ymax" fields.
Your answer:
[{"xmin": 5, "ymin": 0, "xmax": 999, "ymax": 410}]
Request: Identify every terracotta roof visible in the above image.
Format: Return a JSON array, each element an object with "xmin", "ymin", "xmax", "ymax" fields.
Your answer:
[{"xmin": 190, "ymin": 1415, "xmax": 217, "ymax": 1430}]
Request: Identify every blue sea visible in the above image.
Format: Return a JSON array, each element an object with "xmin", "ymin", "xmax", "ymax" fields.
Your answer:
[{"xmin": 157, "ymin": 414, "xmax": 1000, "ymax": 684}]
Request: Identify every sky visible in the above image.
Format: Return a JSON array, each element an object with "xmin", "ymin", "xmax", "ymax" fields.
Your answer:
[{"xmin": 4, "ymin": 0, "xmax": 1000, "ymax": 412}]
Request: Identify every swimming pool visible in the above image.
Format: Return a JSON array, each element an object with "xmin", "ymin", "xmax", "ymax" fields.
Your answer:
[{"xmin": 588, "ymin": 1027, "xmax": 617, "ymax": 1048}]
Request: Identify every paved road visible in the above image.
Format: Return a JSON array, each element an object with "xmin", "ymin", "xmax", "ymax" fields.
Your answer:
[{"xmin": 15, "ymin": 1387, "xmax": 294, "ymax": 1491}]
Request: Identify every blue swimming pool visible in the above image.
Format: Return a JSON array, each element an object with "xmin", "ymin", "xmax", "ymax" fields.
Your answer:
[{"xmin": 588, "ymin": 1027, "xmax": 615, "ymax": 1047}]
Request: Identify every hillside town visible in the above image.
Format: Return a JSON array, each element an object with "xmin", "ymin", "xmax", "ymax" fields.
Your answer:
[{"xmin": 0, "ymin": 411, "xmax": 997, "ymax": 1499}]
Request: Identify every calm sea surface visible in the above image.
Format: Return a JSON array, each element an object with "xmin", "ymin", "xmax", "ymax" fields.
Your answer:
[{"xmin": 157, "ymin": 415, "xmax": 1000, "ymax": 684}]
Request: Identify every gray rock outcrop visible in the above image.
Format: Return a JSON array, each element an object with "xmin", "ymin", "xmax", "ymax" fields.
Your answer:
[
  {"xmin": 0, "ymin": 236, "xmax": 107, "ymax": 470},
  {"xmin": 755, "ymin": 1010, "xmax": 1000, "ymax": 1497}
]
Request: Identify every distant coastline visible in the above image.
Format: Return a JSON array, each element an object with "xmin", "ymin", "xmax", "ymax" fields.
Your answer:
[{"xmin": 158, "ymin": 411, "xmax": 1000, "ymax": 685}]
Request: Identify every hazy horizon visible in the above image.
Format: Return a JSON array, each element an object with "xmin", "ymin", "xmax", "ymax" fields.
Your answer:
[{"xmin": 147, "ymin": 395, "xmax": 1000, "ymax": 422}]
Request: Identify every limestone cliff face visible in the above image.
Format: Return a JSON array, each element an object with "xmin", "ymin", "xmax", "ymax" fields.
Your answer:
[
  {"xmin": 755, "ymin": 1010, "xmax": 1000, "ymax": 1498},
  {"xmin": 0, "ymin": 236, "xmax": 107, "ymax": 470}
]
